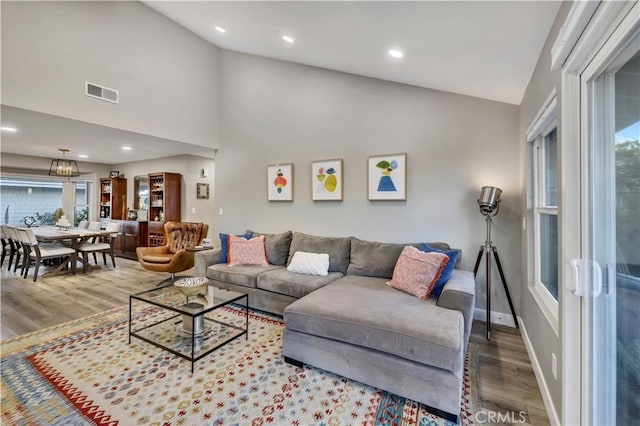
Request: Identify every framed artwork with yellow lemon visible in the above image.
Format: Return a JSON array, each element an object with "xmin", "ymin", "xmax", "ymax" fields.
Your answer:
[
  {"xmin": 367, "ymin": 153, "xmax": 407, "ymax": 200},
  {"xmin": 311, "ymin": 159, "xmax": 343, "ymax": 201},
  {"xmin": 267, "ymin": 163, "xmax": 293, "ymax": 201}
]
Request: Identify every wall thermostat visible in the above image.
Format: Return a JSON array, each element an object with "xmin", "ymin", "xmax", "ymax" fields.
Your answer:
[{"xmin": 200, "ymin": 168, "xmax": 209, "ymax": 178}]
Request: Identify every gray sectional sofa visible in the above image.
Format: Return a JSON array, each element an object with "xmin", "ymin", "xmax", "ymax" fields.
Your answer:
[{"xmin": 194, "ymin": 231, "xmax": 476, "ymax": 422}]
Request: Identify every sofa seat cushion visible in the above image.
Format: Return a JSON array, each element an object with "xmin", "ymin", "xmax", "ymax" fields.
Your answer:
[
  {"xmin": 207, "ymin": 264, "xmax": 282, "ymax": 288},
  {"xmin": 283, "ymin": 275, "xmax": 464, "ymax": 373},
  {"xmin": 257, "ymin": 269, "xmax": 343, "ymax": 298}
]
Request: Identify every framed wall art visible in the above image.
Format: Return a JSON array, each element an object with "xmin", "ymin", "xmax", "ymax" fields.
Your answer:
[
  {"xmin": 196, "ymin": 183, "xmax": 209, "ymax": 199},
  {"xmin": 267, "ymin": 163, "xmax": 294, "ymax": 201},
  {"xmin": 367, "ymin": 153, "xmax": 407, "ymax": 200},
  {"xmin": 311, "ymin": 159, "xmax": 343, "ymax": 201}
]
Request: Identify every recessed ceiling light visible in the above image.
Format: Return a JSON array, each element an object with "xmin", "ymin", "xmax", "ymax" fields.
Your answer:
[
  {"xmin": 121, "ymin": 146, "xmax": 132, "ymax": 151},
  {"xmin": 388, "ymin": 49, "xmax": 404, "ymax": 59},
  {"xmin": 214, "ymin": 25, "xmax": 226, "ymax": 33},
  {"xmin": 1, "ymin": 126, "xmax": 17, "ymax": 132},
  {"xmin": 282, "ymin": 35, "xmax": 294, "ymax": 44},
  {"xmin": 77, "ymin": 154, "xmax": 88, "ymax": 158}
]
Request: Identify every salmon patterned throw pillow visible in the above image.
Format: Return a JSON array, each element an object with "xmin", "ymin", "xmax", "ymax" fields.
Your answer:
[
  {"xmin": 389, "ymin": 245, "xmax": 449, "ymax": 299},
  {"xmin": 228, "ymin": 235, "xmax": 269, "ymax": 266}
]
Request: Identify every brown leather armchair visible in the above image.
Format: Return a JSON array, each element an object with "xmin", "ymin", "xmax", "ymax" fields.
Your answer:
[{"xmin": 136, "ymin": 221, "xmax": 209, "ymax": 284}]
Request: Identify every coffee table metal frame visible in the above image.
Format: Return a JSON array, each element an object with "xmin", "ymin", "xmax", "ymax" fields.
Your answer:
[{"xmin": 128, "ymin": 284, "xmax": 249, "ymax": 373}]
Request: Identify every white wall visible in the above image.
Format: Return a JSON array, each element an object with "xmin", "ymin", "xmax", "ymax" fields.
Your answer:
[
  {"xmin": 0, "ymin": 153, "xmax": 215, "ymax": 233},
  {"xmin": 114, "ymin": 155, "xmax": 215, "ymax": 234},
  {"xmin": 1, "ymin": 1, "xmax": 220, "ymax": 148},
  {"xmin": 517, "ymin": 1, "xmax": 573, "ymax": 420},
  {"xmin": 217, "ymin": 50, "xmax": 522, "ymax": 317}
]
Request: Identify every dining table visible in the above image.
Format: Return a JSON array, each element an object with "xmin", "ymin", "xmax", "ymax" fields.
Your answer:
[{"xmin": 24, "ymin": 226, "xmax": 114, "ymax": 277}]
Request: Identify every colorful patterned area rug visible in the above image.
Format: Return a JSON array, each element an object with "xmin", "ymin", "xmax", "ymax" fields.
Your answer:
[{"xmin": 1, "ymin": 305, "xmax": 479, "ymax": 425}]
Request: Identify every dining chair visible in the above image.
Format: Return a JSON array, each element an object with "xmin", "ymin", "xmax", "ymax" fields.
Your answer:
[
  {"xmin": 4, "ymin": 226, "xmax": 24, "ymax": 273},
  {"xmin": 17, "ymin": 228, "xmax": 77, "ymax": 282},
  {"xmin": 0, "ymin": 225, "xmax": 9, "ymax": 267},
  {"xmin": 77, "ymin": 222, "xmax": 121, "ymax": 272},
  {"xmin": 78, "ymin": 220, "xmax": 90, "ymax": 229},
  {"xmin": 85, "ymin": 221, "xmax": 103, "ymax": 263}
]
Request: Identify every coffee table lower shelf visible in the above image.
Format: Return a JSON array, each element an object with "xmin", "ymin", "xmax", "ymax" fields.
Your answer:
[{"xmin": 129, "ymin": 292, "xmax": 249, "ymax": 373}]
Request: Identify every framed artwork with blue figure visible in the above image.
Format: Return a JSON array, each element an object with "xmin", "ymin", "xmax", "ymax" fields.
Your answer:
[
  {"xmin": 267, "ymin": 163, "xmax": 294, "ymax": 201},
  {"xmin": 367, "ymin": 153, "xmax": 407, "ymax": 200}
]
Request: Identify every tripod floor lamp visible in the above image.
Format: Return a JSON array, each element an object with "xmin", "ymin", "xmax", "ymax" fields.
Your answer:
[{"xmin": 473, "ymin": 186, "xmax": 518, "ymax": 340}]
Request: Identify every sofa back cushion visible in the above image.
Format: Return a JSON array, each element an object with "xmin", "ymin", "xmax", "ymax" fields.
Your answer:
[
  {"xmin": 288, "ymin": 232, "xmax": 351, "ymax": 274},
  {"xmin": 347, "ymin": 238, "xmax": 406, "ymax": 278},
  {"xmin": 247, "ymin": 230, "xmax": 292, "ymax": 266},
  {"xmin": 347, "ymin": 238, "xmax": 456, "ymax": 278}
]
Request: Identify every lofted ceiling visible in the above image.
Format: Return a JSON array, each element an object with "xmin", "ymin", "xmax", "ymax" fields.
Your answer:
[
  {"xmin": 1, "ymin": 1, "xmax": 561, "ymax": 166},
  {"xmin": 145, "ymin": 1, "xmax": 562, "ymax": 105}
]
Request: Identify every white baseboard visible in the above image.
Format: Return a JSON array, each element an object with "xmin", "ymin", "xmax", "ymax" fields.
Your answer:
[
  {"xmin": 518, "ymin": 318, "xmax": 561, "ymax": 426},
  {"xmin": 473, "ymin": 308, "xmax": 517, "ymax": 328}
]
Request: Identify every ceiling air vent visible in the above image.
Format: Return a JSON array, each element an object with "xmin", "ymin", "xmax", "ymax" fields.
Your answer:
[{"xmin": 85, "ymin": 81, "xmax": 119, "ymax": 104}]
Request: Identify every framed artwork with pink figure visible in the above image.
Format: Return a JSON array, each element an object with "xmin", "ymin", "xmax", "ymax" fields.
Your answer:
[
  {"xmin": 311, "ymin": 159, "xmax": 343, "ymax": 201},
  {"xmin": 267, "ymin": 163, "xmax": 293, "ymax": 201},
  {"xmin": 367, "ymin": 153, "xmax": 407, "ymax": 200}
]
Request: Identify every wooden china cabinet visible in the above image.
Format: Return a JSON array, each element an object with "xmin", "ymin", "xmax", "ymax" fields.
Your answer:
[
  {"xmin": 147, "ymin": 172, "xmax": 181, "ymax": 246},
  {"xmin": 99, "ymin": 177, "xmax": 127, "ymax": 220}
]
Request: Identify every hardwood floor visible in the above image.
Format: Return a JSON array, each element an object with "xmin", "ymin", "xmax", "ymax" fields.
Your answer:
[
  {"xmin": 470, "ymin": 322, "xmax": 550, "ymax": 425},
  {"xmin": 1, "ymin": 258, "xmax": 550, "ymax": 425},
  {"xmin": 1, "ymin": 257, "xmax": 167, "ymax": 339}
]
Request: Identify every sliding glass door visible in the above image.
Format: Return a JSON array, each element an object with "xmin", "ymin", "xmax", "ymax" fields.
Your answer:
[{"xmin": 580, "ymin": 28, "xmax": 639, "ymax": 426}]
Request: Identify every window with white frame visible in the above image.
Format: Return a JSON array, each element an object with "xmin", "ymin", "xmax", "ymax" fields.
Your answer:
[
  {"xmin": 74, "ymin": 181, "xmax": 91, "ymax": 226},
  {"xmin": 534, "ymin": 126, "xmax": 559, "ymax": 300},
  {"xmin": 526, "ymin": 90, "xmax": 559, "ymax": 330}
]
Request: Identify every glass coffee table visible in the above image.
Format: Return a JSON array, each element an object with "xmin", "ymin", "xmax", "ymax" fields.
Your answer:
[{"xmin": 129, "ymin": 282, "xmax": 248, "ymax": 373}]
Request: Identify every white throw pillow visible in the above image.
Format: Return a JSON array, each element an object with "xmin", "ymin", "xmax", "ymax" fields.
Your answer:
[{"xmin": 287, "ymin": 251, "xmax": 330, "ymax": 276}]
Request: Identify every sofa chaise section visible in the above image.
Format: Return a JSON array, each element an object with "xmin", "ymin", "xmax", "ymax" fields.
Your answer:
[{"xmin": 283, "ymin": 270, "xmax": 475, "ymax": 421}]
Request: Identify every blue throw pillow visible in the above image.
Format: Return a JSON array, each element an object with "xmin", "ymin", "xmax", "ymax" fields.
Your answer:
[
  {"xmin": 219, "ymin": 232, "xmax": 253, "ymax": 263},
  {"xmin": 418, "ymin": 243, "xmax": 459, "ymax": 297}
]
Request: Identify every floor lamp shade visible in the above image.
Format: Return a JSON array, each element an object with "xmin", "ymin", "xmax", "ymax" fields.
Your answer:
[{"xmin": 478, "ymin": 186, "xmax": 502, "ymax": 215}]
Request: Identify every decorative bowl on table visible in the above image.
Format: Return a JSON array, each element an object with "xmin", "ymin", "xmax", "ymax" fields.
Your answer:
[{"xmin": 174, "ymin": 277, "xmax": 209, "ymax": 298}]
